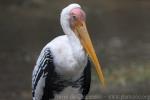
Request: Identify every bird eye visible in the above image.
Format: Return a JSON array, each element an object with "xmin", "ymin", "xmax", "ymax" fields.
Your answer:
[{"xmin": 72, "ymin": 15, "xmax": 77, "ymax": 20}]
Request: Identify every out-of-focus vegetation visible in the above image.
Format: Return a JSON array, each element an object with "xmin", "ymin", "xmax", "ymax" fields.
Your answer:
[{"xmin": 0, "ymin": 0, "xmax": 150, "ymax": 100}]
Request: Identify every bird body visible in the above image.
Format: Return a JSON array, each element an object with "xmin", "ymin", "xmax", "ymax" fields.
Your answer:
[
  {"xmin": 32, "ymin": 3, "xmax": 105, "ymax": 100},
  {"xmin": 32, "ymin": 35, "xmax": 90, "ymax": 100},
  {"xmin": 38, "ymin": 35, "xmax": 87, "ymax": 80}
]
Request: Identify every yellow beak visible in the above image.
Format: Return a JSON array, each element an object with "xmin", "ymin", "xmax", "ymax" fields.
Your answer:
[{"xmin": 73, "ymin": 21, "xmax": 105, "ymax": 86}]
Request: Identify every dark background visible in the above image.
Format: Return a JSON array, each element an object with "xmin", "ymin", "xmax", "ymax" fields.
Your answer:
[{"xmin": 0, "ymin": 0, "xmax": 150, "ymax": 100}]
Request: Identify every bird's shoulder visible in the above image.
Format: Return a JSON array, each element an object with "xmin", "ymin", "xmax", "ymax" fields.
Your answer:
[
  {"xmin": 44, "ymin": 35, "xmax": 69, "ymax": 50},
  {"xmin": 48, "ymin": 35, "xmax": 68, "ymax": 44},
  {"xmin": 42, "ymin": 35, "xmax": 72, "ymax": 56}
]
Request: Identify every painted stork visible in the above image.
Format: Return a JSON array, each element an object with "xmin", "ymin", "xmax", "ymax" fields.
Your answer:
[{"xmin": 32, "ymin": 3, "xmax": 105, "ymax": 100}]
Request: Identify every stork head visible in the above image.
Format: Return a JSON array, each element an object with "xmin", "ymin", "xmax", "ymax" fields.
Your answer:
[{"xmin": 61, "ymin": 3, "xmax": 105, "ymax": 86}]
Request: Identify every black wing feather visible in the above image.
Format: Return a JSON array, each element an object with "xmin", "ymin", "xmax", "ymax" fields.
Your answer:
[
  {"xmin": 80, "ymin": 59, "xmax": 91, "ymax": 100},
  {"xmin": 32, "ymin": 48, "xmax": 55, "ymax": 100}
]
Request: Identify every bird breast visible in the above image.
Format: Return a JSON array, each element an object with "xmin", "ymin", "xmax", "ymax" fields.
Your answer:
[{"xmin": 48, "ymin": 35, "xmax": 87, "ymax": 80}]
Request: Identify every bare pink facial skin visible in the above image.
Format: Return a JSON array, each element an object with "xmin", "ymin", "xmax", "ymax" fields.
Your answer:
[
  {"xmin": 70, "ymin": 7, "xmax": 86, "ymax": 21},
  {"xmin": 69, "ymin": 8, "xmax": 86, "ymax": 28}
]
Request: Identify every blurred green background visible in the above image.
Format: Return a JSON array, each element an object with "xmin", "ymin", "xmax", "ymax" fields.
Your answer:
[{"xmin": 0, "ymin": 0, "xmax": 150, "ymax": 100}]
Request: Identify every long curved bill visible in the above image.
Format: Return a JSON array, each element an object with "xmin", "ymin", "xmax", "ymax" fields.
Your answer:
[{"xmin": 73, "ymin": 21, "xmax": 105, "ymax": 86}]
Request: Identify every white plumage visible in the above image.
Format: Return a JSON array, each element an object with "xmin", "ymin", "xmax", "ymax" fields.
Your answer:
[
  {"xmin": 40, "ymin": 35, "xmax": 87, "ymax": 80},
  {"xmin": 32, "ymin": 3, "xmax": 105, "ymax": 100}
]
